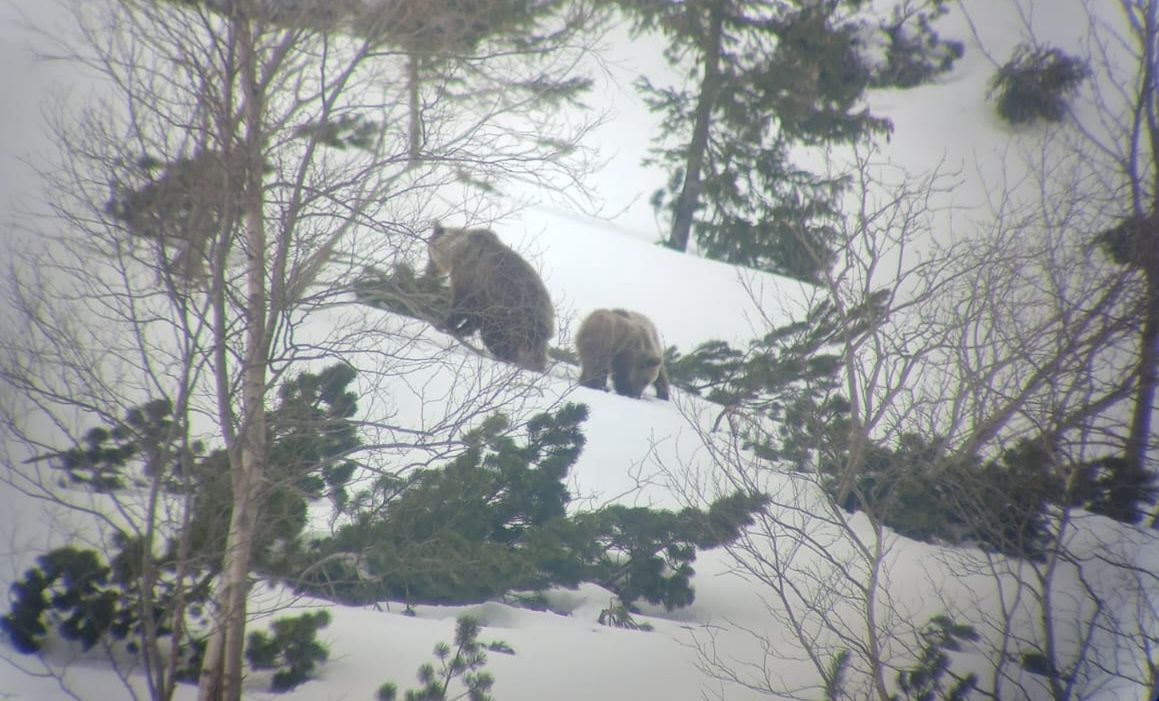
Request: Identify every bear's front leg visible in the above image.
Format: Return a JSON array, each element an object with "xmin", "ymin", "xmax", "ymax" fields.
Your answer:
[
  {"xmin": 579, "ymin": 367, "xmax": 609, "ymax": 392},
  {"xmin": 445, "ymin": 310, "xmax": 480, "ymax": 337}
]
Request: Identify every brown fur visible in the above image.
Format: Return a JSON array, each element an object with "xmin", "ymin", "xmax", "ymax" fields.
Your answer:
[
  {"xmin": 426, "ymin": 224, "xmax": 554, "ymax": 372},
  {"xmin": 576, "ymin": 309, "xmax": 670, "ymax": 400}
]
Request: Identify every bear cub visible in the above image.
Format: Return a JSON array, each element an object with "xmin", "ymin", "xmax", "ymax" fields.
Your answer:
[
  {"xmin": 426, "ymin": 223, "xmax": 554, "ymax": 372},
  {"xmin": 576, "ymin": 309, "xmax": 670, "ymax": 400}
]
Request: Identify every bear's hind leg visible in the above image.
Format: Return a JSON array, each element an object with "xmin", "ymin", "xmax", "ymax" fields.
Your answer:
[
  {"xmin": 480, "ymin": 325, "xmax": 522, "ymax": 365},
  {"xmin": 578, "ymin": 362, "xmax": 609, "ymax": 392},
  {"xmin": 516, "ymin": 344, "xmax": 548, "ymax": 373}
]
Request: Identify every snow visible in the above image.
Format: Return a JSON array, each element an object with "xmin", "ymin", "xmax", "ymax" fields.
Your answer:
[{"xmin": 2, "ymin": 1, "xmax": 1157, "ymax": 700}]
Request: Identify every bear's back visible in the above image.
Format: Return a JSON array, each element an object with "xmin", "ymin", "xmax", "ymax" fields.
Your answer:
[
  {"xmin": 439, "ymin": 228, "xmax": 553, "ymax": 337},
  {"xmin": 578, "ymin": 309, "xmax": 652, "ymax": 357}
]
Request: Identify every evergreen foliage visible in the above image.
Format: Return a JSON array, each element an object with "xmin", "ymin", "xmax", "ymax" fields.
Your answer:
[
  {"xmin": 842, "ymin": 437, "xmax": 1065, "ymax": 559},
  {"xmin": 597, "ymin": 598, "xmax": 654, "ymax": 631},
  {"xmin": 0, "ymin": 539, "xmax": 213, "ymax": 679},
  {"xmin": 47, "ymin": 398, "xmax": 195, "ymax": 492},
  {"xmin": 486, "ymin": 640, "xmax": 515, "ymax": 655},
  {"xmin": 5, "ymin": 378, "xmax": 762, "ymax": 667},
  {"xmin": 767, "ymin": 6, "xmax": 893, "ymax": 144},
  {"xmin": 353, "ymin": 262, "xmax": 450, "ymax": 328},
  {"xmin": 297, "ymin": 403, "xmax": 767, "ymax": 610},
  {"xmin": 1096, "ymin": 216, "xmax": 1159, "ymax": 270},
  {"xmin": 1019, "ymin": 651, "xmax": 1057, "ymax": 679},
  {"xmin": 0, "ymin": 547, "xmax": 132, "ymax": 653},
  {"xmin": 104, "ymin": 150, "xmax": 265, "ymax": 283},
  {"xmin": 837, "ymin": 434, "xmax": 956, "ymax": 541},
  {"xmin": 302, "ymin": 404, "xmax": 584, "ymax": 604},
  {"xmin": 608, "ymin": 0, "xmax": 962, "ymax": 281},
  {"xmin": 293, "ymin": 114, "xmax": 382, "ymax": 151},
  {"xmin": 175, "ymin": 636, "xmax": 209, "ymax": 684},
  {"xmin": 990, "ymin": 44, "xmax": 1088, "ymax": 125},
  {"xmin": 1, "ymin": 365, "xmax": 359, "ymax": 678},
  {"xmin": 824, "ymin": 615, "xmax": 976, "ymax": 700},
  {"xmin": 892, "ymin": 615, "xmax": 978, "ymax": 701},
  {"xmin": 871, "ymin": 3, "xmax": 964, "ymax": 88},
  {"xmin": 245, "ymin": 610, "xmax": 332, "ymax": 692},
  {"xmin": 823, "ymin": 649, "xmax": 851, "ymax": 701},
  {"xmin": 187, "ymin": 364, "xmax": 361, "ymax": 573},
  {"xmin": 1093, "ymin": 215, "xmax": 1159, "ymax": 525},
  {"xmin": 847, "ymin": 434, "xmax": 1159, "ymax": 554},
  {"xmin": 166, "ymin": 0, "xmax": 578, "ymax": 55},
  {"xmin": 664, "ymin": 294, "xmax": 868, "ymax": 469},
  {"xmin": 663, "ymin": 305, "xmax": 1077, "ymax": 559},
  {"xmin": 570, "ymin": 491, "xmax": 769, "ymax": 610},
  {"xmin": 377, "ymin": 616, "xmax": 498, "ymax": 701},
  {"xmin": 1068, "ymin": 455, "xmax": 1159, "ymax": 525}
]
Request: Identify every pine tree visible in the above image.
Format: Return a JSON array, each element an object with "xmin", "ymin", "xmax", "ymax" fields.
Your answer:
[
  {"xmin": 605, "ymin": 0, "xmax": 962, "ymax": 282},
  {"xmin": 186, "ymin": 364, "xmax": 362, "ymax": 574},
  {"xmin": 664, "ymin": 292, "xmax": 879, "ymax": 469},
  {"xmin": 297, "ymin": 403, "xmax": 767, "ymax": 610},
  {"xmin": 989, "ymin": 44, "xmax": 1088, "ymax": 125},
  {"xmin": 893, "ymin": 615, "xmax": 978, "ymax": 701},
  {"xmin": 245, "ymin": 611, "xmax": 332, "ymax": 692},
  {"xmin": 1, "ymin": 366, "xmax": 360, "ymax": 689},
  {"xmin": 377, "ymin": 617, "xmax": 499, "ymax": 701}
]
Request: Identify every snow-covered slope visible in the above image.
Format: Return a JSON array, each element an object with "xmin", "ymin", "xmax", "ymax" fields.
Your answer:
[{"xmin": 2, "ymin": 1, "xmax": 1157, "ymax": 700}]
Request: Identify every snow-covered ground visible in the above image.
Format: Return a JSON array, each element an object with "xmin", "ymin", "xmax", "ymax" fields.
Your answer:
[{"xmin": 2, "ymin": 1, "xmax": 1157, "ymax": 700}]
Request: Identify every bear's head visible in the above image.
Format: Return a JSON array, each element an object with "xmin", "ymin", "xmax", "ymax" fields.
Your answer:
[
  {"xmin": 611, "ymin": 348, "xmax": 662, "ymax": 399},
  {"xmin": 425, "ymin": 223, "xmax": 456, "ymax": 278},
  {"xmin": 426, "ymin": 223, "xmax": 504, "ymax": 279}
]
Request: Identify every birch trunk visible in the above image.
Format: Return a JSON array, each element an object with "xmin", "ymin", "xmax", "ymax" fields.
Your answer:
[{"xmin": 197, "ymin": 6, "xmax": 268, "ymax": 700}]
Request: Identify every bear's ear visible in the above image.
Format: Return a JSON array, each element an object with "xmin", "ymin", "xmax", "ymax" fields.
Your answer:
[{"xmin": 431, "ymin": 222, "xmax": 445, "ymax": 241}]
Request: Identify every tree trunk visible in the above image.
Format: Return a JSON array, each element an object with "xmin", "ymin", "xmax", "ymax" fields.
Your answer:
[
  {"xmin": 1132, "ymin": 0, "xmax": 1159, "ymax": 526},
  {"xmin": 197, "ymin": 7, "xmax": 269, "ymax": 700},
  {"xmin": 666, "ymin": 0, "xmax": 724, "ymax": 252},
  {"xmin": 197, "ymin": 451, "xmax": 262, "ymax": 701},
  {"xmin": 408, "ymin": 53, "xmax": 421, "ymax": 164},
  {"xmin": 1137, "ymin": 268, "xmax": 1159, "ymax": 526}
]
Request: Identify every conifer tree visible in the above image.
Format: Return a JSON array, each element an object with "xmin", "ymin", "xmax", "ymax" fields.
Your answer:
[
  {"xmin": 0, "ymin": 366, "xmax": 361, "ymax": 696},
  {"xmin": 296, "ymin": 403, "xmax": 768, "ymax": 611},
  {"xmin": 245, "ymin": 611, "xmax": 332, "ymax": 692},
  {"xmin": 604, "ymin": 0, "xmax": 962, "ymax": 282},
  {"xmin": 988, "ymin": 44, "xmax": 1088, "ymax": 125}
]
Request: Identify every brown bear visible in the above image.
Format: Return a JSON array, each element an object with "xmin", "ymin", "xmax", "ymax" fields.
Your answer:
[
  {"xmin": 575, "ymin": 309, "xmax": 670, "ymax": 400},
  {"xmin": 426, "ymin": 223, "xmax": 554, "ymax": 372}
]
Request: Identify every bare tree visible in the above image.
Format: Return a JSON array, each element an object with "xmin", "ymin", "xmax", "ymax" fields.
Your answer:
[
  {"xmin": 643, "ymin": 2, "xmax": 1159, "ymax": 699},
  {"xmin": 958, "ymin": 0, "xmax": 1158, "ymax": 520},
  {"xmin": 673, "ymin": 121, "xmax": 1149, "ymax": 701},
  {"xmin": 908, "ymin": 3, "xmax": 1159, "ymax": 697},
  {"xmin": 0, "ymin": 1, "xmax": 601, "ymax": 700},
  {"xmin": 663, "ymin": 146, "xmax": 978, "ymax": 700}
]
